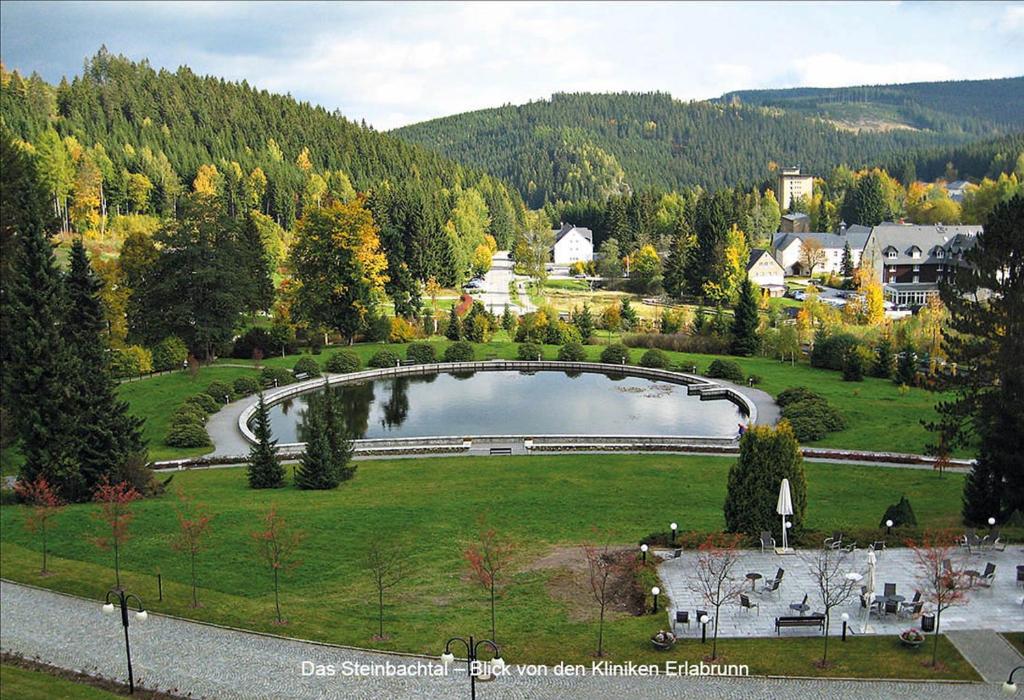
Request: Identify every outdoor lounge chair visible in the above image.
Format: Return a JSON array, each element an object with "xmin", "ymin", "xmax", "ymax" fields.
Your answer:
[
  {"xmin": 825, "ymin": 532, "xmax": 843, "ymax": 549},
  {"xmin": 674, "ymin": 610, "xmax": 690, "ymax": 634},
  {"xmin": 696, "ymin": 609, "xmax": 711, "ymax": 628},
  {"xmin": 900, "ymin": 592, "xmax": 922, "ymax": 618},
  {"xmin": 740, "ymin": 594, "xmax": 759, "ymax": 616},
  {"xmin": 966, "ymin": 533, "xmax": 984, "ymax": 554},
  {"xmin": 883, "ymin": 582, "xmax": 897, "ymax": 598},
  {"xmin": 759, "ymin": 531, "xmax": 776, "ymax": 554},
  {"xmin": 759, "ymin": 568, "xmax": 784, "ymax": 597},
  {"xmin": 789, "ymin": 593, "xmax": 809, "ymax": 615},
  {"xmin": 978, "ymin": 562, "xmax": 996, "ymax": 587}
]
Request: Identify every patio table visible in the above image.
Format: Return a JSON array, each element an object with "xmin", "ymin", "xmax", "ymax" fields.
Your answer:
[{"xmin": 745, "ymin": 572, "xmax": 762, "ymax": 591}]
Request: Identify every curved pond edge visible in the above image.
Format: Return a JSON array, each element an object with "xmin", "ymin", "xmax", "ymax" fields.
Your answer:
[{"xmin": 235, "ymin": 360, "xmax": 761, "ymax": 452}]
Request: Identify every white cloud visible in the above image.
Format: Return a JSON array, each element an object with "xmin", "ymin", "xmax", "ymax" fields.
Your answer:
[{"xmin": 788, "ymin": 53, "xmax": 956, "ymax": 88}]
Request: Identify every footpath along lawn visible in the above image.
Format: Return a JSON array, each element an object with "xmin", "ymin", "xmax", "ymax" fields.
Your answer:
[{"xmin": 0, "ymin": 455, "xmax": 972, "ymax": 678}]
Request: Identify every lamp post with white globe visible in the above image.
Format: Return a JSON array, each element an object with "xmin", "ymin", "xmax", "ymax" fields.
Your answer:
[
  {"xmin": 441, "ymin": 635, "xmax": 503, "ymax": 700},
  {"xmin": 1004, "ymin": 665, "xmax": 1024, "ymax": 695},
  {"xmin": 651, "ymin": 586, "xmax": 661, "ymax": 614},
  {"xmin": 102, "ymin": 588, "xmax": 147, "ymax": 694},
  {"xmin": 670, "ymin": 522, "xmax": 678, "ymax": 545},
  {"xmin": 640, "ymin": 543, "xmax": 648, "ymax": 563}
]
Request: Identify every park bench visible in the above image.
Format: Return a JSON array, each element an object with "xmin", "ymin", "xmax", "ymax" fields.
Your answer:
[
  {"xmin": 399, "ymin": 359, "xmax": 417, "ymax": 367},
  {"xmin": 774, "ymin": 614, "xmax": 825, "ymax": 635},
  {"xmin": 293, "ymin": 372, "xmax": 310, "ymax": 381},
  {"xmin": 489, "ymin": 447, "xmax": 513, "ymax": 456}
]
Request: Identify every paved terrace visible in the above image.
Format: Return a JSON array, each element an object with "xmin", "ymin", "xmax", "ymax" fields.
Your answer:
[
  {"xmin": 0, "ymin": 581, "xmax": 1014, "ymax": 700},
  {"xmin": 659, "ymin": 546, "xmax": 1024, "ymax": 639}
]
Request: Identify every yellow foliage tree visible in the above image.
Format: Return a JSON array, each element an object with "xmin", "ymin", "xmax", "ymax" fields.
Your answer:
[
  {"xmin": 192, "ymin": 163, "xmax": 222, "ymax": 196},
  {"xmin": 296, "ymin": 146, "xmax": 313, "ymax": 172}
]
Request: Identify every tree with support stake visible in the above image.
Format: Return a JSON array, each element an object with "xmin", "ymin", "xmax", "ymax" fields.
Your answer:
[
  {"xmin": 366, "ymin": 539, "xmax": 405, "ymax": 641},
  {"xmin": 909, "ymin": 530, "xmax": 970, "ymax": 667}
]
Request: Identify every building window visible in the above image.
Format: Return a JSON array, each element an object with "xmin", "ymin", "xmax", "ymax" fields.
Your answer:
[
  {"xmin": 911, "ymin": 247, "xmax": 921, "ymax": 259},
  {"xmin": 913, "ymin": 275, "xmax": 919, "ymax": 284},
  {"xmin": 913, "ymin": 265, "xmax": 920, "ymax": 272},
  {"xmin": 936, "ymin": 249, "xmax": 944, "ymax": 258},
  {"xmin": 887, "ymin": 249, "xmax": 897, "ymax": 259}
]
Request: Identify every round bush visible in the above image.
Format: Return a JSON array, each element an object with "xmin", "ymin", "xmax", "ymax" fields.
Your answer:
[
  {"xmin": 640, "ymin": 348, "xmax": 670, "ymax": 369},
  {"xmin": 705, "ymin": 359, "xmax": 744, "ymax": 383},
  {"xmin": 260, "ymin": 367, "xmax": 294, "ymax": 387},
  {"xmin": 776, "ymin": 387, "xmax": 825, "ymax": 406},
  {"xmin": 785, "ymin": 415, "xmax": 827, "ymax": 442},
  {"xmin": 557, "ymin": 342, "xmax": 587, "ymax": 362},
  {"xmin": 232, "ymin": 376, "xmax": 261, "ymax": 397},
  {"xmin": 151, "ymin": 336, "xmax": 188, "ymax": 371},
  {"xmin": 204, "ymin": 380, "xmax": 235, "ymax": 403},
  {"xmin": 165, "ymin": 420, "xmax": 211, "ymax": 448},
  {"xmin": 368, "ymin": 349, "xmax": 401, "ymax": 368},
  {"xmin": 292, "ymin": 356, "xmax": 322, "ymax": 378},
  {"xmin": 517, "ymin": 342, "xmax": 543, "ymax": 361},
  {"xmin": 782, "ymin": 400, "xmax": 847, "ymax": 434},
  {"xmin": 600, "ymin": 344, "xmax": 630, "ymax": 365},
  {"xmin": 184, "ymin": 392, "xmax": 220, "ymax": 414},
  {"xmin": 405, "ymin": 343, "xmax": 437, "ymax": 365},
  {"xmin": 443, "ymin": 341, "xmax": 475, "ymax": 363},
  {"xmin": 325, "ymin": 350, "xmax": 360, "ymax": 374},
  {"xmin": 172, "ymin": 404, "xmax": 207, "ymax": 425}
]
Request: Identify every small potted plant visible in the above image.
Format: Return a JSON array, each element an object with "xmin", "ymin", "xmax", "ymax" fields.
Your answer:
[
  {"xmin": 650, "ymin": 629, "xmax": 676, "ymax": 650},
  {"xmin": 899, "ymin": 628, "xmax": 925, "ymax": 648}
]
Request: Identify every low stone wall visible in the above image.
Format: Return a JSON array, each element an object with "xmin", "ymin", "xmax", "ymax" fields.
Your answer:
[{"xmin": 235, "ymin": 360, "xmax": 758, "ymax": 448}]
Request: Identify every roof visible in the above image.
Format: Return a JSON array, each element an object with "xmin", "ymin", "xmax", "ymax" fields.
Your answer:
[
  {"xmin": 553, "ymin": 223, "xmax": 593, "ymax": 245},
  {"xmin": 747, "ymin": 248, "xmax": 784, "ymax": 273},
  {"xmin": 772, "ymin": 231, "xmax": 870, "ymax": 252},
  {"xmin": 946, "ymin": 180, "xmax": 970, "ymax": 190},
  {"xmin": 869, "ymin": 223, "xmax": 981, "ymax": 266},
  {"xmin": 843, "ymin": 223, "xmax": 872, "ymax": 236},
  {"xmin": 781, "ymin": 213, "xmax": 809, "ymax": 222}
]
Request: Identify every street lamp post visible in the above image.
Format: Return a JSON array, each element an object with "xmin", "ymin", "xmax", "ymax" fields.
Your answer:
[
  {"xmin": 442, "ymin": 635, "xmax": 504, "ymax": 700},
  {"xmin": 1004, "ymin": 666, "xmax": 1024, "ymax": 695},
  {"xmin": 651, "ymin": 586, "xmax": 660, "ymax": 614},
  {"xmin": 841, "ymin": 612, "xmax": 849, "ymax": 642},
  {"xmin": 699, "ymin": 614, "xmax": 710, "ymax": 643},
  {"xmin": 640, "ymin": 543, "xmax": 648, "ymax": 563},
  {"xmin": 669, "ymin": 522, "xmax": 678, "ymax": 544},
  {"xmin": 885, "ymin": 519, "xmax": 894, "ymax": 536},
  {"xmin": 102, "ymin": 588, "xmax": 147, "ymax": 694}
]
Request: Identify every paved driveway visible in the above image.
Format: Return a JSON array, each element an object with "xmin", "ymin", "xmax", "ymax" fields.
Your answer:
[{"xmin": 476, "ymin": 251, "xmax": 535, "ymax": 315}]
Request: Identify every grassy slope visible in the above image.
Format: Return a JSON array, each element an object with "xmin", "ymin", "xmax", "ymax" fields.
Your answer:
[
  {"xmin": 0, "ymin": 664, "xmax": 122, "ymax": 699},
  {"xmin": 0, "ymin": 456, "xmax": 972, "ymax": 677}
]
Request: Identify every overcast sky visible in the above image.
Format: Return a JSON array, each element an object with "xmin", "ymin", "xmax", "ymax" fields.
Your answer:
[{"xmin": 2, "ymin": 1, "xmax": 1022, "ymax": 130}]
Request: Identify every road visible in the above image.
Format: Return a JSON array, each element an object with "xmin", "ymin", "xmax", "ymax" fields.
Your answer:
[{"xmin": 475, "ymin": 251, "xmax": 536, "ymax": 316}]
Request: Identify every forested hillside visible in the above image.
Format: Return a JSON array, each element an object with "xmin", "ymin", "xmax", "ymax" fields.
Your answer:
[
  {"xmin": 0, "ymin": 48, "xmax": 525, "ymax": 277},
  {"xmin": 720, "ymin": 77, "xmax": 1024, "ymax": 135},
  {"xmin": 393, "ymin": 91, "xmax": 986, "ymax": 207}
]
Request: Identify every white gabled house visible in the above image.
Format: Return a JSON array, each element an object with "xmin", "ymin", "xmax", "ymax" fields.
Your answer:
[
  {"xmin": 551, "ymin": 223, "xmax": 594, "ymax": 265},
  {"xmin": 746, "ymin": 248, "xmax": 786, "ymax": 296}
]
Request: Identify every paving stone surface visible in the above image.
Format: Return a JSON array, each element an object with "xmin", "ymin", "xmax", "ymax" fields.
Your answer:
[
  {"xmin": 946, "ymin": 630, "xmax": 1024, "ymax": 683},
  {"xmin": 0, "ymin": 581, "xmax": 1015, "ymax": 699}
]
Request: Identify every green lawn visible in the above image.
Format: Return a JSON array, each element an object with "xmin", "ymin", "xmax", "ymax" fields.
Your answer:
[
  {"xmin": 0, "ymin": 663, "xmax": 123, "ymax": 699},
  {"xmin": 0, "ymin": 455, "xmax": 972, "ymax": 678},
  {"xmin": 1004, "ymin": 632, "xmax": 1024, "ymax": 656}
]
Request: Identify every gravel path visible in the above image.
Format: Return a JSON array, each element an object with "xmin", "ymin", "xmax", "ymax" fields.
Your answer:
[{"xmin": 0, "ymin": 581, "xmax": 1008, "ymax": 699}]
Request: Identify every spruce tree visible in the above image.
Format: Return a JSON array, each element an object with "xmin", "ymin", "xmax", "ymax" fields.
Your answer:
[
  {"xmin": 295, "ymin": 390, "xmax": 354, "ymax": 489},
  {"xmin": 730, "ymin": 275, "xmax": 761, "ymax": 356},
  {"xmin": 841, "ymin": 242, "xmax": 854, "ymax": 277},
  {"xmin": 619, "ymin": 298, "xmax": 638, "ymax": 330},
  {"xmin": 574, "ymin": 302, "xmax": 595, "ymax": 341},
  {"xmin": 446, "ymin": 305, "xmax": 462, "ymax": 340},
  {"xmin": 65, "ymin": 239, "xmax": 147, "ymax": 498},
  {"xmin": 871, "ymin": 336, "xmax": 895, "ymax": 379},
  {"xmin": 895, "ymin": 345, "xmax": 917, "ymax": 386},
  {"xmin": 663, "ymin": 228, "xmax": 691, "ymax": 299},
  {"xmin": 239, "ymin": 212, "xmax": 275, "ymax": 315},
  {"xmin": 248, "ymin": 393, "xmax": 285, "ymax": 489},
  {"xmin": 724, "ymin": 422, "xmax": 807, "ymax": 536}
]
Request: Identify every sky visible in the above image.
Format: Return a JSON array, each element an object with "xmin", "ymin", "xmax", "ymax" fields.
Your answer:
[{"xmin": 1, "ymin": 1, "xmax": 1023, "ymax": 130}]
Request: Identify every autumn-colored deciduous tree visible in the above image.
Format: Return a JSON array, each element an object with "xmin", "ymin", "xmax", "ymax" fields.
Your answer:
[
  {"xmin": 366, "ymin": 540, "xmax": 406, "ymax": 641},
  {"xmin": 251, "ymin": 505, "xmax": 304, "ymax": 625},
  {"xmin": 464, "ymin": 520, "xmax": 515, "ymax": 644},
  {"xmin": 688, "ymin": 534, "xmax": 746, "ymax": 660},
  {"xmin": 92, "ymin": 479, "xmax": 142, "ymax": 588},
  {"xmin": 799, "ymin": 238, "xmax": 826, "ymax": 277},
  {"xmin": 14, "ymin": 477, "xmax": 65, "ymax": 574},
  {"xmin": 909, "ymin": 530, "xmax": 971, "ymax": 667},
  {"xmin": 170, "ymin": 491, "xmax": 213, "ymax": 608}
]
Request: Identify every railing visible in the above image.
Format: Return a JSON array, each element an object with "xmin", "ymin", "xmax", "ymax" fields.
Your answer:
[{"xmin": 235, "ymin": 360, "xmax": 759, "ymax": 449}]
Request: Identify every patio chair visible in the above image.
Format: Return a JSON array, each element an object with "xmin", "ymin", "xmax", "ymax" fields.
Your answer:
[
  {"xmin": 900, "ymin": 591, "xmax": 922, "ymax": 618},
  {"xmin": 883, "ymin": 582, "xmax": 897, "ymax": 598},
  {"xmin": 739, "ymin": 594, "xmax": 759, "ymax": 616},
  {"xmin": 978, "ymin": 562, "xmax": 996, "ymax": 588},
  {"xmin": 870, "ymin": 540, "xmax": 886, "ymax": 554},
  {"xmin": 789, "ymin": 593, "xmax": 810, "ymax": 615},
  {"xmin": 966, "ymin": 533, "xmax": 984, "ymax": 554},
  {"xmin": 990, "ymin": 535, "xmax": 1007, "ymax": 552},
  {"xmin": 759, "ymin": 531, "xmax": 776, "ymax": 554},
  {"xmin": 674, "ymin": 610, "xmax": 691, "ymax": 634},
  {"xmin": 942, "ymin": 559, "xmax": 953, "ymax": 575},
  {"xmin": 825, "ymin": 531, "xmax": 843, "ymax": 549},
  {"xmin": 884, "ymin": 599, "xmax": 900, "ymax": 617},
  {"xmin": 696, "ymin": 609, "xmax": 711, "ymax": 628},
  {"xmin": 1016, "ymin": 565, "xmax": 1024, "ymax": 588},
  {"xmin": 759, "ymin": 568, "xmax": 784, "ymax": 597}
]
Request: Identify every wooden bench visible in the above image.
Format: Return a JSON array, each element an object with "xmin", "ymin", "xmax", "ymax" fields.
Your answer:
[
  {"xmin": 489, "ymin": 447, "xmax": 514, "ymax": 456},
  {"xmin": 775, "ymin": 615, "xmax": 825, "ymax": 635},
  {"xmin": 399, "ymin": 359, "xmax": 417, "ymax": 367},
  {"xmin": 293, "ymin": 372, "xmax": 310, "ymax": 381}
]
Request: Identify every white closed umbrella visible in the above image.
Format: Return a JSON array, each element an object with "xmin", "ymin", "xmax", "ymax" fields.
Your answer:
[
  {"xmin": 776, "ymin": 479, "xmax": 793, "ymax": 552},
  {"xmin": 863, "ymin": 548, "xmax": 877, "ymax": 633}
]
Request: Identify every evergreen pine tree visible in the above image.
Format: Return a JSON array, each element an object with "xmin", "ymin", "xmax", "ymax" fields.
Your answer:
[
  {"xmin": 871, "ymin": 336, "xmax": 895, "ymax": 379},
  {"xmin": 574, "ymin": 302, "xmax": 595, "ymax": 341},
  {"xmin": 840, "ymin": 242, "xmax": 854, "ymax": 277},
  {"xmin": 895, "ymin": 344, "xmax": 917, "ymax": 386},
  {"xmin": 663, "ymin": 228, "xmax": 691, "ymax": 299},
  {"xmin": 295, "ymin": 389, "xmax": 354, "ymax": 489},
  {"xmin": 730, "ymin": 275, "xmax": 761, "ymax": 356},
  {"xmin": 446, "ymin": 305, "xmax": 462, "ymax": 340},
  {"xmin": 248, "ymin": 393, "xmax": 285, "ymax": 489},
  {"xmin": 65, "ymin": 238, "xmax": 147, "ymax": 498},
  {"xmin": 724, "ymin": 422, "xmax": 807, "ymax": 536},
  {"xmin": 239, "ymin": 213, "xmax": 275, "ymax": 315},
  {"xmin": 619, "ymin": 298, "xmax": 638, "ymax": 330}
]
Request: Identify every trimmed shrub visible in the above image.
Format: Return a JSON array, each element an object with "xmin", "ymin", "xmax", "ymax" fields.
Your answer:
[
  {"xmin": 705, "ymin": 359, "xmax": 744, "ymax": 383},
  {"xmin": 600, "ymin": 344, "xmax": 630, "ymax": 365},
  {"xmin": 364, "ymin": 314, "xmax": 392, "ymax": 342},
  {"xmin": 880, "ymin": 495, "xmax": 918, "ymax": 528},
  {"xmin": 406, "ymin": 343, "xmax": 437, "ymax": 365},
  {"xmin": 325, "ymin": 350, "xmax": 360, "ymax": 373},
  {"xmin": 232, "ymin": 376, "xmax": 261, "ymax": 397},
  {"xmin": 810, "ymin": 331, "xmax": 861, "ymax": 371},
  {"xmin": 172, "ymin": 404, "xmax": 207, "ymax": 425},
  {"xmin": 151, "ymin": 336, "xmax": 188, "ymax": 371},
  {"xmin": 368, "ymin": 349, "xmax": 401, "ymax": 368},
  {"xmin": 110, "ymin": 345, "xmax": 153, "ymax": 378},
  {"xmin": 781, "ymin": 399, "xmax": 847, "ymax": 442},
  {"xmin": 623, "ymin": 332, "xmax": 730, "ymax": 355},
  {"xmin": 204, "ymin": 380, "xmax": 234, "ymax": 403},
  {"xmin": 557, "ymin": 342, "xmax": 587, "ymax": 362},
  {"xmin": 776, "ymin": 387, "xmax": 824, "ymax": 407},
  {"xmin": 389, "ymin": 316, "xmax": 418, "ymax": 343},
  {"xmin": 517, "ymin": 342, "xmax": 543, "ymax": 360},
  {"xmin": 443, "ymin": 341, "xmax": 475, "ymax": 363},
  {"xmin": 293, "ymin": 356, "xmax": 322, "ymax": 378},
  {"xmin": 165, "ymin": 419, "xmax": 211, "ymax": 448},
  {"xmin": 640, "ymin": 348, "xmax": 670, "ymax": 369},
  {"xmin": 260, "ymin": 366, "xmax": 294, "ymax": 387},
  {"xmin": 184, "ymin": 393, "xmax": 220, "ymax": 414}
]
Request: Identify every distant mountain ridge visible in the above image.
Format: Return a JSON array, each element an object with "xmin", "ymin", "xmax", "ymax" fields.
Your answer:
[{"xmin": 394, "ymin": 80, "xmax": 1023, "ymax": 207}]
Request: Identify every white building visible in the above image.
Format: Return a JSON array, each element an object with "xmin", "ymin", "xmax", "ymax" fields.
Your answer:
[
  {"xmin": 771, "ymin": 229, "xmax": 871, "ymax": 276},
  {"xmin": 551, "ymin": 223, "xmax": 594, "ymax": 265},
  {"xmin": 746, "ymin": 248, "xmax": 786, "ymax": 296},
  {"xmin": 777, "ymin": 167, "xmax": 814, "ymax": 211}
]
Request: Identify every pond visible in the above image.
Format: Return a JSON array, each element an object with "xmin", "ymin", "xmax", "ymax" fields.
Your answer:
[{"xmin": 262, "ymin": 370, "xmax": 746, "ymax": 442}]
